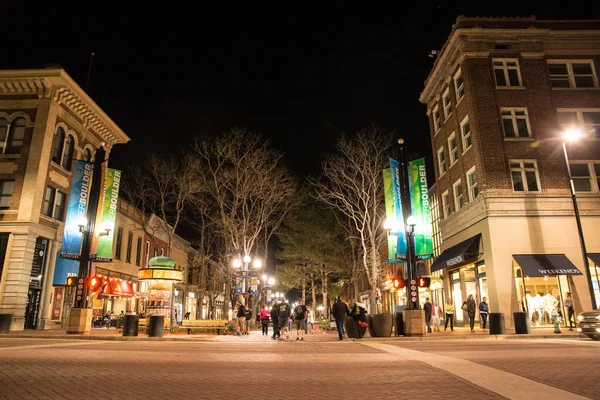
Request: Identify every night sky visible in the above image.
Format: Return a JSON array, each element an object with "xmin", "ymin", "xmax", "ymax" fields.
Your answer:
[{"xmin": 1, "ymin": 2, "xmax": 599, "ymax": 178}]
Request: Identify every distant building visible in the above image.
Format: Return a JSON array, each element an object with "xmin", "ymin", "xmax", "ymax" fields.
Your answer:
[
  {"xmin": 420, "ymin": 17, "xmax": 600, "ymax": 328},
  {"xmin": 0, "ymin": 67, "xmax": 129, "ymax": 330}
]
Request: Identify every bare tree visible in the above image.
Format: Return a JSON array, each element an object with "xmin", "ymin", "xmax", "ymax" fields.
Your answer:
[
  {"xmin": 191, "ymin": 128, "xmax": 297, "ymax": 309},
  {"xmin": 310, "ymin": 126, "xmax": 391, "ymax": 312}
]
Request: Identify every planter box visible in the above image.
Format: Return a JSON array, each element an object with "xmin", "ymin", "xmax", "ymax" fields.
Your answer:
[{"xmin": 368, "ymin": 314, "xmax": 393, "ymax": 337}]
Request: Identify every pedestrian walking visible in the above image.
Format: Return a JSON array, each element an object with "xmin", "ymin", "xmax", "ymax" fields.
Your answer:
[
  {"xmin": 350, "ymin": 299, "xmax": 367, "ymax": 339},
  {"xmin": 564, "ymin": 292, "xmax": 575, "ymax": 331},
  {"xmin": 424, "ymin": 297, "xmax": 433, "ymax": 333},
  {"xmin": 306, "ymin": 306, "xmax": 315, "ymax": 334},
  {"xmin": 244, "ymin": 306, "xmax": 252, "ymax": 335},
  {"xmin": 294, "ymin": 299, "xmax": 308, "ymax": 341},
  {"xmin": 259, "ymin": 304, "xmax": 270, "ymax": 336},
  {"xmin": 278, "ymin": 298, "xmax": 291, "ymax": 340},
  {"xmin": 444, "ymin": 299, "xmax": 455, "ymax": 331},
  {"xmin": 331, "ymin": 297, "xmax": 350, "ymax": 341},
  {"xmin": 432, "ymin": 301, "xmax": 443, "ymax": 332},
  {"xmin": 479, "ymin": 297, "xmax": 489, "ymax": 330},
  {"xmin": 465, "ymin": 294, "xmax": 477, "ymax": 332},
  {"xmin": 236, "ymin": 303, "xmax": 245, "ymax": 336},
  {"xmin": 270, "ymin": 300, "xmax": 280, "ymax": 340}
]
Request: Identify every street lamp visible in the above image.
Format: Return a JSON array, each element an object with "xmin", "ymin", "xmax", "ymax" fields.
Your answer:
[
  {"xmin": 406, "ymin": 216, "xmax": 418, "ymax": 310},
  {"xmin": 561, "ymin": 129, "xmax": 597, "ymax": 310},
  {"xmin": 232, "ymin": 255, "xmax": 262, "ymax": 305}
]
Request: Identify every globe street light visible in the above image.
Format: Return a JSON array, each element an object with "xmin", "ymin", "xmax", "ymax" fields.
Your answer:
[
  {"xmin": 232, "ymin": 255, "xmax": 262, "ymax": 306},
  {"xmin": 562, "ymin": 129, "xmax": 597, "ymax": 310}
]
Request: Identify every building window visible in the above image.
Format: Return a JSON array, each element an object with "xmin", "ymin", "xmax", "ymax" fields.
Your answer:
[
  {"xmin": 548, "ymin": 60, "xmax": 597, "ymax": 88},
  {"xmin": 160, "ymin": 248, "xmax": 165, "ymax": 256},
  {"xmin": 448, "ymin": 133, "xmax": 458, "ymax": 165},
  {"xmin": 433, "ymin": 106, "xmax": 441, "ymax": 132},
  {"xmin": 145, "ymin": 241, "xmax": 150, "ymax": 267},
  {"xmin": 0, "ymin": 117, "xmax": 25, "ymax": 155},
  {"xmin": 460, "ymin": 115, "xmax": 472, "ymax": 151},
  {"xmin": 442, "ymin": 190, "xmax": 451, "ymax": 219},
  {"xmin": 51, "ymin": 127, "xmax": 65, "ymax": 164},
  {"xmin": 569, "ymin": 161, "xmax": 600, "ymax": 192},
  {"xmin": 454, "ymin": 69, "xmax": 465, "ymax": 102},
  {"xmin": 557, "ymin": 109, "xmax": 600, "ymax": 139},
  {"xmin": 83, "ymin": 148, "xmax": 92, "ymax": 162},
  {"xmin": 510, "ymin": 160, "xmax": 540, "ymax": 192},
  {"xmin": 453, "ymin": 180, "xmax": 464, "ymax": 211},
  {"xmin": 493, "ymin": 59, "xmax": 522, "ymax": 87},
  {"xmin": 437, "ymin": 147, "xmax": 446, "ymax": 176},
  {"xmin": 501, "ymin": 108, "xmax": 531, "ymax": 138},
  {"xmin": 61, "ymin": 135, "xmax": 75, "ymax": 171},
  {"xmin": 115, "ymin": 227, "xmax": 123, "ymax": 260},
  {"xmin": 442, "ymin": 88, "xmax": 452, "ymax": 119},
  {"xmin": 136, "ymin": 237, "xmax": 142, "ymax": 266},
  {"xmin": 0, "ymin": 180, "xmax": 14, "ymax": 209},
  {"xmin": 466, "ymin": 167, "xmax": 479, "ymax": 201},
  {"xmin": 42, "ymin": 186, "xmax": 66, "ymax": 220},
  {"xmin": 126, "ymin": 232, "xmax": 133, "ymax": 263}
]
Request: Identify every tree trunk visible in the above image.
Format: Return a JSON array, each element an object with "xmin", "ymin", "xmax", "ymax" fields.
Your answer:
[
  {"xmin": 322, "ymin": 272, "xmax": 328, "ymax": 319},
  {"xmin": 301, "ymin": 279, "xmax": 306, "ymax": 304},
  {"xmin": 311, "ymin": 274, "xmax": 317, "ymax": 317},
  {"xmin": 368, "ymin": 287, "xmax": 377, "ymax": 315}
]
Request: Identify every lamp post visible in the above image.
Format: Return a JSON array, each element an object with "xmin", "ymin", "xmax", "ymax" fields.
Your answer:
[
  {"xmin": 406, "ymin": 216, "xmax": 418, "ymax": 310},
  {"xmin": 232, "ymin": 255, "xmax": 262, "ymax": 306},
  {"xmin": 562, "ymin": 129, "xmax": 597, "ymax": 310}
]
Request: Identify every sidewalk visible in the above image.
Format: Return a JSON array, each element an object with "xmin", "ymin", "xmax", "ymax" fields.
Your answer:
[{"xmin": 0, "ymin": 326, "xmax": 583, "ymax": 342}]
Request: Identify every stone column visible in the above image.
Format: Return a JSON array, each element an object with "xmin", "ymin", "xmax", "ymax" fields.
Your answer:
[
  {"xmin": 0, "ymin": 233, "xmax": 37, "ymax": 331},
  {"xmin": 38, "ymin": 238, "xmax": 57, "ymax": 330}
]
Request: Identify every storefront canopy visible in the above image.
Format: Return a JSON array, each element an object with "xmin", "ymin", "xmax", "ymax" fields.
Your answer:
[
  {"xmin": 513, "ymin": 254, "xmax": 583, "ymax": 277},
  {"xmin": 430, "ymin": 234, "xmax": 481, "ymax": 273},
  {"xmin": 589, "ymin": 253, "xmax": 600, "ymax": 266}
]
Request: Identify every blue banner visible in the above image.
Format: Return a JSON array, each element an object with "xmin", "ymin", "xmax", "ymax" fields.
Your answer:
[
  {"xmin": 389, "ymin": 158, "xmax": 407, "ymax": 259},
  {"xmin": 53, "ymin": 160, "xmax": 93, "ymax": 285}
]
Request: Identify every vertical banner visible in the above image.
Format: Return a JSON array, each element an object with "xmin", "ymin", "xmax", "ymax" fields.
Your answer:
[
  {"xmin": 95, "ymin": 168, "xmax": 122, "ymax": 261},
  {"xmin": 389, "ymin": 158, "xmax": 407, "ymax": 260},
  {"xmin": 383, "ymin": 168, "xmax": 400, "ymax": 263},
  {"xmin": 249, "ymin": 274, "xmax": 259, "ymax": 295},
  {"xmin": 234, "ymin": 276, "xmax": 243, "ymax": 295},
  {"xmin": 408, "ymin": 157, "xmax": 433, "ymax": 259},
  {"xmin": 53, "ymin": 160, "xmax": 93, "ymax": 285}
]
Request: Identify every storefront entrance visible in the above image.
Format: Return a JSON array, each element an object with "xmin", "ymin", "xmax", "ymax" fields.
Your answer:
[{"xmin": 24, "ymin": 238, "xmax": 48, "ymax": 329}]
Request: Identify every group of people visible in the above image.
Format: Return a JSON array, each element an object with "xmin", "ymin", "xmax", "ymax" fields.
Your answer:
[
  {"xmin": 254, "ymin": 298, "xmax": 316, "ymax": 340},
  {"xmin": 423, "ymin": 295, "xmax": 490, "ymax": 333},
  {"xmin": 331, "ymin": 297, "xmax": 367, "ymax": 340},
  {"xmin": 235, "ymin": 302, "xmax": 253, "ymax": 335}
]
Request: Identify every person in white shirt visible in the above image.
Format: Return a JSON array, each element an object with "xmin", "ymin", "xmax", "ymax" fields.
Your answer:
[{"xmin": 431, "ymin": 301, "xmax": 443, "ymax": 332}]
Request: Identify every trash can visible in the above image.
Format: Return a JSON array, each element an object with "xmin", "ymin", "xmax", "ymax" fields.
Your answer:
[
  {"xmin": 489, "ymin": 312, "xmax": 505, "ymax": 335},
  {"xmin": 0, "ymin": 314, "xmax": 11, "ymax": 334},
  {"xmin": 395, "ymin": 312, "xmax": 404, "ymax": 336},
  {"xmin": 513, "ymin": 312, "xmax": 531, "ymax": 334},
  {"xmin": 147, "ymin": 315, "xmax": 165, "ymax": 338},
  {"xmin": 122, "ymin": 314, "xmax": 139, "ymax": 337}
]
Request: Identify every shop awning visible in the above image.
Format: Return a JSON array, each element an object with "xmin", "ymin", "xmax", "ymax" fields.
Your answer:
[
  {"xmin": 588, "ymin": 253, "xmax": 600, "ymax": 266},
  {"xmin": 106, "ymin": 279, "xmax": 135, "ymax": 297},
  {"xmin": 430, "ymin": 234, "xmax": 481, "ymax": 273},
  {"xmin": 513, "ymin": 254, "xmax": 583, "ymax": 277}
]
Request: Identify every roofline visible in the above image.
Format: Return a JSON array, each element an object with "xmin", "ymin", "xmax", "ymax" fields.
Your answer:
[{"xmin": 0, "ymin": 68, "xmax": 130, "ymax": 144}]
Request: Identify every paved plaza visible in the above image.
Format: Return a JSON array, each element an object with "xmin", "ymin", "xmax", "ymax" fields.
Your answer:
[{"xmin": 0, "ymin": 332, "xmax": 598, "ymax": 399}]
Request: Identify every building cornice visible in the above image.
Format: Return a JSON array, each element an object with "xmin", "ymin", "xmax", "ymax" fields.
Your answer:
[{"xmin": 0, "ymin": 68, "xmax": 130, "ymax": 146}]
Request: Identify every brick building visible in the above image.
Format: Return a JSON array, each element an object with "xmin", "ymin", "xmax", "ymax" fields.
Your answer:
[
  {"xmin": 0, "ymin": 67, "xmax": 130, "ymax": 331},
  {"xmin": 420, "ymin": 17, "xmax": 600, "ymax": 328}
]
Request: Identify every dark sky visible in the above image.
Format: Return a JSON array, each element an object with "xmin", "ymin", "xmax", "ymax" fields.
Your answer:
[{"xmin": 1, "ymin": 2, "xmax": 599, "ymax": 178}]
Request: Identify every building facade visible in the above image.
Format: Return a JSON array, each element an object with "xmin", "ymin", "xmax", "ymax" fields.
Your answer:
[
  {"xmin": 420, "ymin": 17, "xmax": 600, "ymax": 328},
  {"xmin": 0, "ymin": 67, "xmax": 130, "ymax": 331}
]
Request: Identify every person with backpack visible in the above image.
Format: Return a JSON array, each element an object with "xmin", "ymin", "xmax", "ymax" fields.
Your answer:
[{"xmin": 278, "ymin": 297, "xmax": 291, "ymax": 340}]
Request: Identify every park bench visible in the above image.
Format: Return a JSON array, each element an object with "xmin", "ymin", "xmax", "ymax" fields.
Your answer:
[{"xmin": 181, "ymin": 319, "xmax": 228, "ymax": 335}]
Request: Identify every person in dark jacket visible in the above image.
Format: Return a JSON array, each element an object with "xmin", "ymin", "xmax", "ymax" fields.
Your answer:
[
  {"xmin": 270, "ymin": 300, "xmax": 280, "ymax": 340},
  {"xmin": 278, "ymin": 298, "xmax": 292, "ymax": 340},
  {"xmin": 331, "ymin": 297, "xmax": 350, "ymax": 340},
  {"xmin": 350, "ymin": 300, "xmax": 367, "ymax": 339},
  {"xmin": 479, "ymin": 297, "xmax": 489, "ymax": 330},
  {"xmin": 465, "ymin": 294, "xmax": 477, "ymax": 332},
  {"xmin": 424, "ymin": 298, "xmax": 433, "ymax": 333}
]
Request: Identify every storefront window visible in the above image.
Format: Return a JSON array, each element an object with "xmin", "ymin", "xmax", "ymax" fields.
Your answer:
[
  {"xmin": 452, "ymin": 282, "xmax": 463, "ymax": 322},
  {"xmin": 51, "ymin": 287, "xmax": 64, "ymax": 320},
  {"xmin": 590, "ymin": 261, "xmax": 600, "ymax": 308}
]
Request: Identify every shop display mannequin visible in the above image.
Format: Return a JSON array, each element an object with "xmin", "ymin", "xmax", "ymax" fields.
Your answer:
[
  {"xmin": 532, "ymin": 293, "xmax": 544, "ymax": 325},
  {"xmin": 525, "ymin": 292, "xmax": 534, "ymax": 321},
  {"xmin": 544, "ymin": 293, "xmax": 557, "ymax": 325}
]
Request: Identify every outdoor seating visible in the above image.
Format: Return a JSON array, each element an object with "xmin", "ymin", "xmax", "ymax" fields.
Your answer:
[{"xmin": 181, "ymin": 319, "xmax": 227, "ymax": 335}]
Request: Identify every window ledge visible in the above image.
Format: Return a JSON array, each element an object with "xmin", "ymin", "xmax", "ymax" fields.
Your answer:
[
  {"xmin": 50, "ymin": 161, "xmax": 73, "ymax": 176},
  {"xmin": 439, "ymin": 171, "xmax": 447, "ymax": 179},
  {"xmin": 444, "ymin": 113, "xmax": 453, "ymax": 122},
  {"xmin": 462, "ymin": 145, "xmax": 472, "ymax": 156},
  {"xmin": 456, "ymin": 96, "xmax": 465, "ymax": 107},
  {"xmin": 504, "ymin": 137, "xmax": 535, "ymax": 142},
  {"xmin": 551, "ymin": 87, "xmax": 600, "ymax": 91},
  {"xmin": 0, "ymin": 154, "xmax": 21, "ymax": 160},
  {"xmin": 434, "ymin": 128, "xmax": 441, "ymax": 136},
  {"xmin": 449, "ymin": 160, "xmax": 459, "ymax": 169},
  {"xmin": 496, "ymin": 86, "xmax": 526, "ymax": 90}
]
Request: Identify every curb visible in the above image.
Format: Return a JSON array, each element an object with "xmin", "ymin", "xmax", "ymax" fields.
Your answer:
[{"xmin": 0, "ymin": 334, "xmax": 216, "ymax": 342}]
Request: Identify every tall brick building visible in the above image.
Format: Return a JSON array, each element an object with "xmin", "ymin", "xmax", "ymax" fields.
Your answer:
[{"xmin": 420, "ymin": 17, "xmax": 600, "ymax": 328}]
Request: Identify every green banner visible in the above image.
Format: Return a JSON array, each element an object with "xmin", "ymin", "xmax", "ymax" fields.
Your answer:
[
  {"xmin": 383, "ymin": 168, "xmax": 403, "ymax": 264},
  {"xmin": 96, "ymin": 168, "xmax": 122, "ymax": 261},
  {"xmin": 408, "ymin": 158, "xmax": 433, "ymax": 259}
]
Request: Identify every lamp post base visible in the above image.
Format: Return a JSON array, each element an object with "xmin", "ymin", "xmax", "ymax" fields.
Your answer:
[
  {"xmin": 402, "ymin": 309, "xmax": 426, "ymax": 337},
  {"xmin": 66, "ymin": 308, "xmax": 93, "ymax": 334}
]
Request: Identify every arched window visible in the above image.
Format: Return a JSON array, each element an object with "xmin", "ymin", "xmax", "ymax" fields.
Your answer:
[
  {"xmin": 0, "ymin": 118, "xmax": 7, "ymax": 154},
  {"xmin": 51, "ymin": 127, "xmax": 65, "ymax": 164},
  {"xmin": 61, "ymin": 135, "xmax": 74, "ymax": 170},
  {"xmin": 6, "ymin": 117, "xmax": 25, "ymax": 154},
  {"xmin": 83, "ymin": 148, "xmax": 92, "ymax": 162}
]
